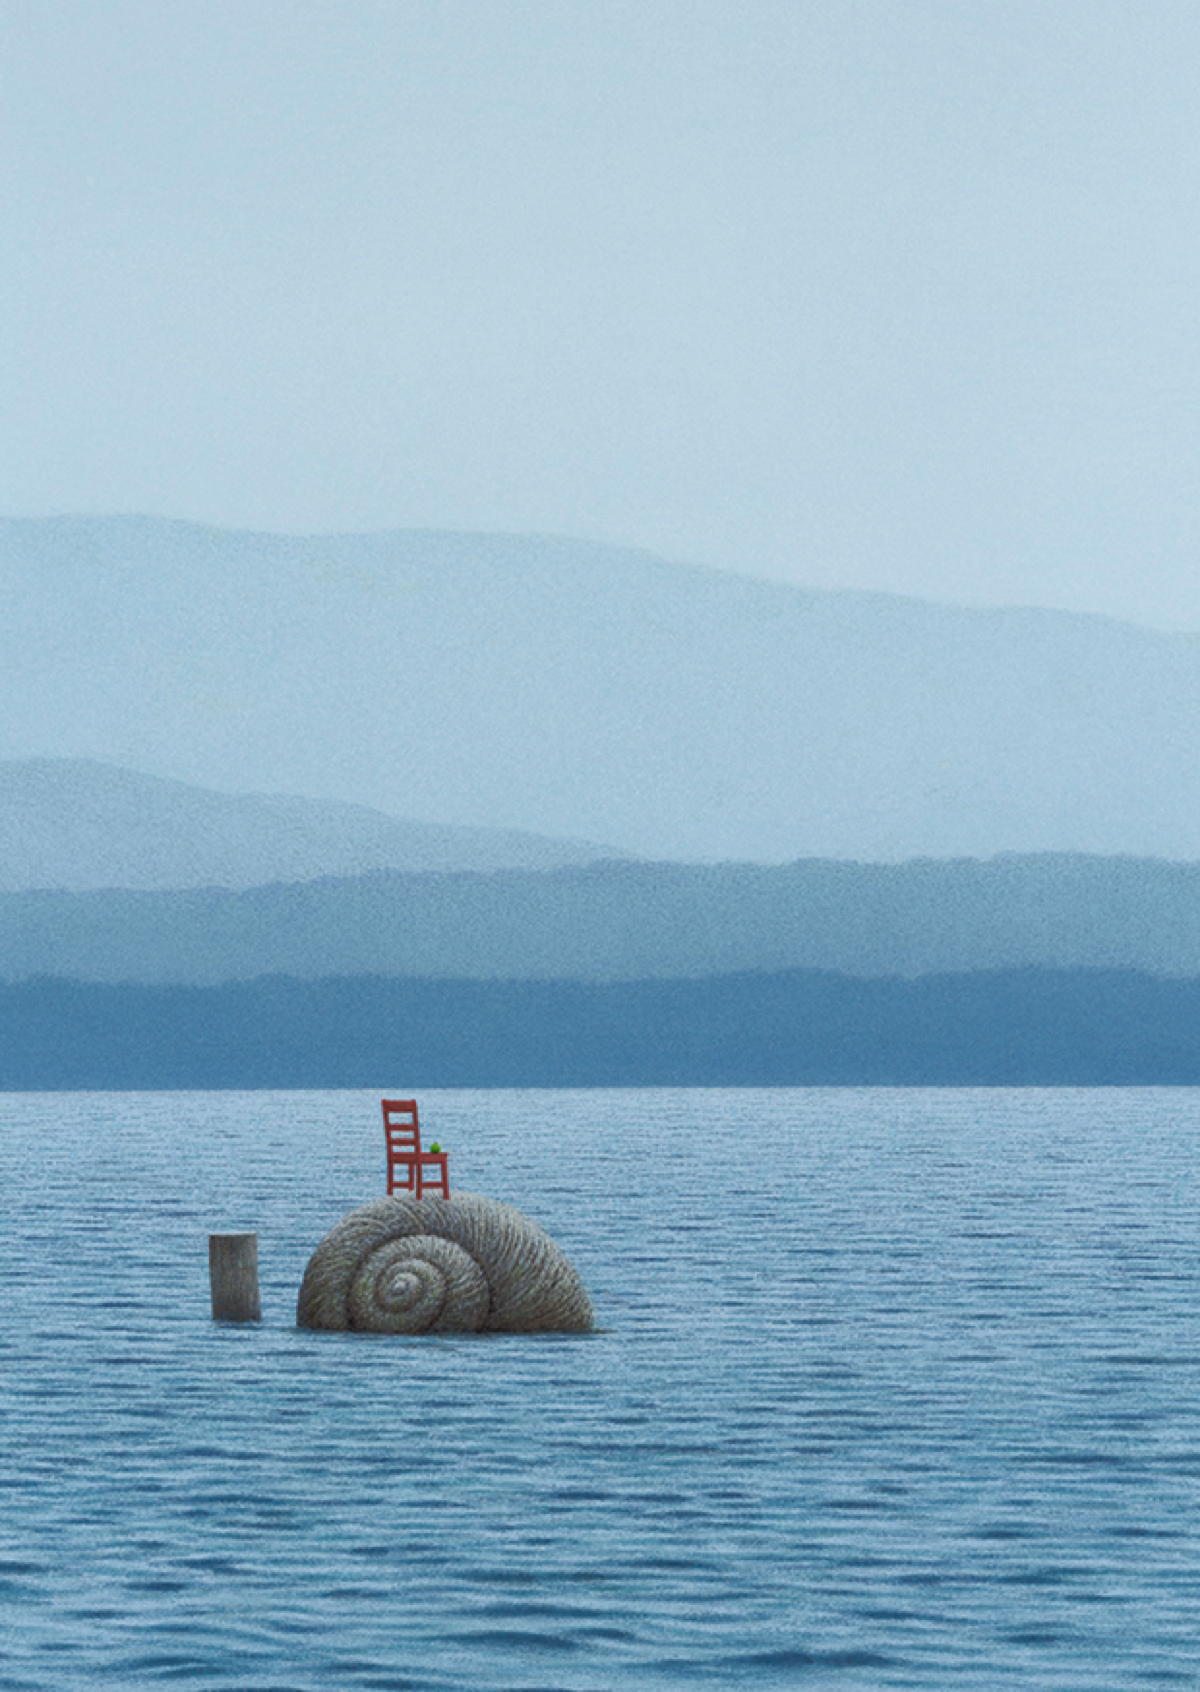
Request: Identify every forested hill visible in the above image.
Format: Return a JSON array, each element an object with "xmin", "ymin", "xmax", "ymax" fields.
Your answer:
[
  {"xmin": 2, "ymin": 968, "xmax": 1198, "ymax": 1088},
  {"xmin": 4, "ymin": 853, "xmax": 1200, "ymax": 984}
]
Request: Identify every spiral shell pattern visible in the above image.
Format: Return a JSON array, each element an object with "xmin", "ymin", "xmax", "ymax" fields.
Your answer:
[{"xmin": 296, "ymin": 1192, "xmax": 594, "ymax": 1334}]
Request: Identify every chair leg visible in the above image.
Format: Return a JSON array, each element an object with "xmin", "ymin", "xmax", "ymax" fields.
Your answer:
[{"xmin": 415, "ymin": 1159, "xmax": 450, "ymax": 1199}]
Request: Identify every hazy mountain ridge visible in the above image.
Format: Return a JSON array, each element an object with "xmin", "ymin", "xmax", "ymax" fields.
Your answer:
[
  {"xmin": 0, "ymin": 758, "xmax": 625, "ymax": 889},
  {"xmin": 4, "ymin": 515, "xmax": 1200, "ymax": 862},
  {"xmin": 4, "ymin": 853, "xmax": 1200, "ymax": 985}
]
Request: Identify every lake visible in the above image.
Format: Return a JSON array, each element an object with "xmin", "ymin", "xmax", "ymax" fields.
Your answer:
[{"xmin": 0, "ymin": 1087, "xmax": 1197, "ymax": 1690}]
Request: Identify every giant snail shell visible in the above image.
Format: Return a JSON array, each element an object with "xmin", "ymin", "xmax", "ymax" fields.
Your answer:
[{"xmin": 296, "ymin": 1192, "xmax": 594, "ymax": 1334}]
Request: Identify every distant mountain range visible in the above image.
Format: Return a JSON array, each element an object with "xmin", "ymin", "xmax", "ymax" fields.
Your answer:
[
  {"xmin": 4, "ymin": 515, "xmax": 1200, "ymax": 862},
  {"xmin": 0, "ymin": 758, "xmax": 623, "ymax": 890},
  {"xmin": 4, "ymin": 515, "xmax": 1200, "ymax": 1087},
  {"xmin": 5, "ymin": 852, "xmax": 1200, "ymax": 985}
]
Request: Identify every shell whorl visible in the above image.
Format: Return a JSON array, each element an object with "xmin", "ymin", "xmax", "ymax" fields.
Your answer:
[{"xmin": 296, "ymin": 1192, "xmax": 594, "ymax": 1334}]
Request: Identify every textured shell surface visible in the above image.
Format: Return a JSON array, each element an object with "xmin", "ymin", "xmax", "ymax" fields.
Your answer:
[{"xmin": 296, "ymin": 1191, "xmax": 595, "ymax": 1334}]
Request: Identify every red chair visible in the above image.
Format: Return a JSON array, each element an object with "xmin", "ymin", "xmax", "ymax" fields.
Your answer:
[{"xmin": 381, "ymin": 1098, "xmax": 450, "ymax": 1199}]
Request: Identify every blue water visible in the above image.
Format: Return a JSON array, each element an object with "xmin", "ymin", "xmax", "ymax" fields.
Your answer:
[{"xmin": 0, "ymin": 1088, "xmax": 1197, "ymax": 1691}]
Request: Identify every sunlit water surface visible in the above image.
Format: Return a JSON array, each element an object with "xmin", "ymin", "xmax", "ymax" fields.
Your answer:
[{"xmin": 0, "ymin": 1088, "xmax": 1197, "ymax": 1690}]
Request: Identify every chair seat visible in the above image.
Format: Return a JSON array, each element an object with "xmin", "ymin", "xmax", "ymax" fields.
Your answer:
[{"xmin": 387, "ymin": 1150, "xmax": 450, "ymax": 1199}]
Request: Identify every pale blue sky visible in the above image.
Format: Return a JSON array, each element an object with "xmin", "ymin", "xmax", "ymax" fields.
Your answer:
[{"xmin": 4, "ymin": 0, "xmax": 1200, "ymax": 627}]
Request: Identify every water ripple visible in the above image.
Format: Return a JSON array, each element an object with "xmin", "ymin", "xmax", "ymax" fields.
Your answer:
[{"xmin": 0, "ymin": 1086, "xmax": 1197, "ymax": 1689}]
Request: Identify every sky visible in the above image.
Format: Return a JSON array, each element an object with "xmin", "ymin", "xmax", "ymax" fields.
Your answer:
[{"xmin": 3, "ymin": 0, "xmax": 1200, "ymax": 629}]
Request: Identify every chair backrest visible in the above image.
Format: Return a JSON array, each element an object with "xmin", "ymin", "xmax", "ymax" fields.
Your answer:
[{"xmin": 382, "ymin": 1097, "xmax": 421, "ymax": 1160}]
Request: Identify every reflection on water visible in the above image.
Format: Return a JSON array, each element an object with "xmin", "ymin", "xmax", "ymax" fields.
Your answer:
[{"xmin": 0, "ymin": 1086, "xmax": 1197, "ymax": 1689}]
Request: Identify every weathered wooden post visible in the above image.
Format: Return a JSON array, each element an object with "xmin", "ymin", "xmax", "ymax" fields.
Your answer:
[{"xmin": 209, "ymin": 1233, "xmax": 261, "ymax": 1322}]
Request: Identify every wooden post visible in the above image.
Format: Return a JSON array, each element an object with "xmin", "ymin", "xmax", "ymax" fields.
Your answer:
[{"xmin": 209, "ymin": 1233, "xmax": 261, "ymax": 1322}]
